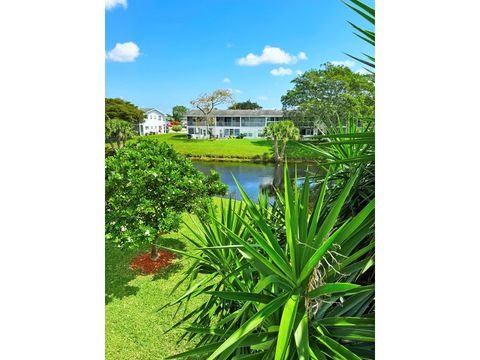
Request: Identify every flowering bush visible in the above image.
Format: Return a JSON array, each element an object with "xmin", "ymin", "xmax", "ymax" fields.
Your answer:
[{"xmin": 105, "ymin": 138, "xmax": 227, "ymax": 259}]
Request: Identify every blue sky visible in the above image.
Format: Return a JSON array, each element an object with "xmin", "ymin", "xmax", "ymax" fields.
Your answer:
[{"xmin": 106, "ymin": 0, "xmax": 373, "ymax": 113}]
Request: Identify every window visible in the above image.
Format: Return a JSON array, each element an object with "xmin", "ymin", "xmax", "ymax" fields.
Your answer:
[
  {"xmin": 241, "ymin": 117, "xmax": 265, "ymax": 127},
  {"xmin": 187, "ymin": 116, "xmax": 207, "ymax": 126},
  {"xmin": 266, "ymin": 117, "xmax": 282, "ymax": 125},
  {"xmin": 216, "ymin": 117, "xmax": 240, "ymax": 127},
  {"xmin": 188, "ymin": 128, "xmax": 194, "ymax": 135}
]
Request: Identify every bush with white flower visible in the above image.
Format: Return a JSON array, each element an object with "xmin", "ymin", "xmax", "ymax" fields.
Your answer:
[{"xmin": 105, "ymin": 138, "xmax": 227, "ymax": 260}]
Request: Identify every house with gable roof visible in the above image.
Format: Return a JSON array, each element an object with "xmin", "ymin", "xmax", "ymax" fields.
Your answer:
[{"xmin": 135, "ymin": 108, "xmax": 167, "ymax": 136}]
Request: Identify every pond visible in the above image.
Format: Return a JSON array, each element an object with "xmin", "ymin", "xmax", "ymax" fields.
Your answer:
[{"xmin": 193, "ymin": 160, "xmax": 322, "ymax": 201}]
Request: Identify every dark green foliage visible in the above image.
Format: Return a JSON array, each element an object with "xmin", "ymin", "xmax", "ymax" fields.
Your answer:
[
  {"xmin": 229, "ymin": 100, "xmax": 263, "ymax": 110},
  {"xmin": 105, "ymin": 138, "xmax": 228, "ymax": 249},
  {"xmin": 281, "ymin": 63, "xmax": 374, "ymax": 130},
  {"xmin": 172, "ymin": 105, "xmax": 189, "ymax": 121},
  {"xmin": 105, "ymin": 97, "xmax": 145, "ymax": 124}
]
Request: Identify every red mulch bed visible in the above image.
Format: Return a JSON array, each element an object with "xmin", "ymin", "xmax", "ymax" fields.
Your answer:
[{"xmin": 129, "ymin": 250, "xmax": 176, "ymax": 274}]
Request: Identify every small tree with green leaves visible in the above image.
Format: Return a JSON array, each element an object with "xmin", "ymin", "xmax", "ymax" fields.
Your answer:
[
  {"xmin": 105, "ymin": 138, "xmax": 227, "ymax": 260},
  {"xmin": 172, "ymin": 105, "xmax": 188, "ymax": 122},
  {"xmin": 263, "ymin": 120, "xmax": 300, "ymax": 163},
  {"xmin": 105, "ymin": 118, "xmax": 136, "ymax": 152},
  {"xmin": 229, "ymin": 100, "xmax": 262, "ymax": 110}
]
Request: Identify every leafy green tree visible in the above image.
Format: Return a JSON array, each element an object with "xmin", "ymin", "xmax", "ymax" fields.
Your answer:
[
  {"xmin": 172, "ymin": 105, "xmax": 188, "ymax": 122},
  {"xmin": 105, "ymin": 98, "xmax": 145, "ymax": 124},
  {"xmin": 281, "ymin": 63, "xmax": 374, "ymax": 130},
  {"xmin": 263, "ymin": 120, "xmax": 300, "ymax": 163},
  {"xmin": 105, "ymin": 118, "xmax": 136, "ymax": 151},
  {"xmin": 105, "ymin": 138, "xmax": 228, "ymax": 260},
  {"xmin": 228, "ymin": 100, "xmax": 262, "ymax": 110}
]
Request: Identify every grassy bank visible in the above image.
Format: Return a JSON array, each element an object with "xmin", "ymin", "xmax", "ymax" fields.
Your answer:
[
  {"xmin": 124, "ymin": 133, "xmax": 319, "ymax": 162},
  {"xmin": 106, "ymin": 205, "xmax": 210, "ymax": 360}
]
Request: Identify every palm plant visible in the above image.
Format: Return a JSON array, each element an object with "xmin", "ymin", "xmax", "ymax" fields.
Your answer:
[
  {"xmin": 304, "ymin": 116, "xmax": 374, "ymax": 220},
  {"xmin": 343, "ymin": 0, "xmax": 375, "ymax": 73},
  {"xmin": 105, "ymin": 118, "xmax": 136, "ymax": 151},
  {"xmin": 162, "ymin": 166, "xmax": 375, "ymax": 359},
  {"xmin": 263, "ymin": 120, "xmax": 300, "ymax": 163}
]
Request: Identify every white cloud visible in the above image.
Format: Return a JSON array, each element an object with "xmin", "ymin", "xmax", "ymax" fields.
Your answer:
[
  {"xmin": 228, "ymin": 88, "xmax": 242, "ymax": 94},
  {"xmin": 330, "ymin": 60, "xmax": 356, "ymax": 68},
  {"xmin": 106, "ymin": 42, "xmax": 140, "ymax": 62},
  {"xmin": 105, "ymin": 0, "xmax": 127, "ymax": 10},
  {"xmin": 270, "ymin": 67, "xmax": 293, "ymax": 76},
  {"xmin": 223, "ymin": 77, "xmax": 231, "ymax": 83},
  {"xmin": 296, "ymin": 70, "xmax": 304, "ymax": 75},
  {"xmin": 237, "ymin": 46, "xmax": 307, "ymax": 66},
  {"xmin": 297, "ymin": 51, "xmax": 308, "ymax": 60},
  {"xmin": 226, "ymin": 43, "xmax": 233, "ymax": 48},
  {"xmin": 257, "ymin": 96, "xmax": 268, "ymax": 101}
]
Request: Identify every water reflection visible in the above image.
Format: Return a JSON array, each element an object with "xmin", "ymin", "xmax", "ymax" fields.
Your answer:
[{"xmin": 193, "ymin": 160, "xmax": 320, "ymax": 201}]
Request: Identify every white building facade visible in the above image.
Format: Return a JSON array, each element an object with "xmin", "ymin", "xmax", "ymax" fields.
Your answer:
[
  {"xmin": 186, "ymin": 109, "xmax": 283, "ymax": 139},
  {"xmin": 135, "ymin": 108, "xmax": 167, "ymax": 136}
]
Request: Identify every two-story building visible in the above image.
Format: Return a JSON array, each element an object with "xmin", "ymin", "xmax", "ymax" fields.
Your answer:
[
  {"xmin": 186, "ymin": 109, "xmax": 318, "ymax": 139},
  {"xmin": 186, "ymin": 109, "xmax": 282, "ymax": 139},
  {"xmin": 135, "ymin": 108, "xmax": 167, "ymax": 136}
]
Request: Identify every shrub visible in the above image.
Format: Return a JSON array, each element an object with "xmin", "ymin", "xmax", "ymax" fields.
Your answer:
[
  {"xmin": 105, "ymin": 138, "xmax": 227, "ymax": 260},
  {"xmin": 171, "ymin": 125, "xmax": 182, "ymax": 132}
]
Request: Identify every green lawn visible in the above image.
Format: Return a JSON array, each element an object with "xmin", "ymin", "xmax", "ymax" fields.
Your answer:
[
  {"xmin": 106, "ymin": 207, "xmax": 208, "ymax": 360},
  {"xmin": 129, "ymin": 133, "xmax": 319, "ymax": 161}
]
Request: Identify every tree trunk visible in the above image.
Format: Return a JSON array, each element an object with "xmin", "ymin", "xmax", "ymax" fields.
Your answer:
[
  {"xmin": 273, "ymin": 163, "xmax": 284, "ymax": 188},
  {"xmin": 280, "ymin": 140, "xmax": 288, "ymax": 161},
  {"xmin": 273, "ymin": 137, "xmax": 281, "ymax": 163},
  {"xmin": 150, "ymin": 235, "xmax": 160, "ymax": 261},
  {"xmin": 109, "ymin": 141, "xmax": 115, "ymax": 152}
]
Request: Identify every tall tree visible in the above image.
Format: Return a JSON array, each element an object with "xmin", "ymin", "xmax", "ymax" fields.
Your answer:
[
  {"xmin": 190, "ymin": 89, "xmax": 234, "ymax": 138},
  {"xmin": 228, "ymin": 100, "xmax": 262, "ymax": 110},
  {"xmin": 172, "ymin": 105, "xmax": 188, "ymax": 122},
  {"xmin": 105, "ymin": 98, "xmax": 145, "ymax": 124},
  {"xmin": 281, "ymin": 63, "xmax": 374, "ymax": 130},
  {"xmin": 263, "ymin": 120, "xmax": 300, "ymax": 163},
  {"xmin": 105, "ymin": 139, "xmax": 227, "ymax": 261}
]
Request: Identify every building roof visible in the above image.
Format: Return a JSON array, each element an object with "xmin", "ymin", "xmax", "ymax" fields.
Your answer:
[
  {"xmin": 141, "ymin": 107, "xmax": 166, "ymax": 115},
  {"xmin": 187, "ymin": 109, "xmax": 283, "ymax": 117}
]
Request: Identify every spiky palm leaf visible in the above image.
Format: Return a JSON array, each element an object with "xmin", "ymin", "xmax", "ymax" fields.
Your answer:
[{"xmin": 164, "ymin": 166, "xmax": 375, "ymax": 359}]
